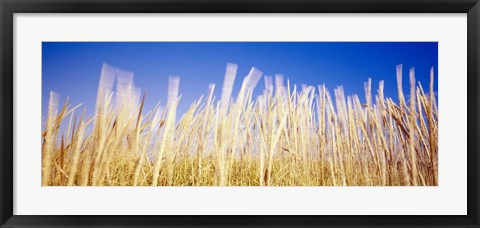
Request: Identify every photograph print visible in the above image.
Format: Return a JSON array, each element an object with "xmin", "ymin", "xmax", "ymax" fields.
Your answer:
[{"xmin": 41, "ymin": 42, "xmax": 438, "ymax": 186}]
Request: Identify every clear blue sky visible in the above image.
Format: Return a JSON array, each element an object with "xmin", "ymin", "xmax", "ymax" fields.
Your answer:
[{"xmin": 42, "ymin": 42, "xmax": 437, "ymax": 122}]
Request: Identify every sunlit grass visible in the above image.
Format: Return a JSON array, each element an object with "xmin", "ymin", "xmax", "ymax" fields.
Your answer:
[{"xmin": 42, "ymin": 63, "xmax": 438, "ymax": 186}]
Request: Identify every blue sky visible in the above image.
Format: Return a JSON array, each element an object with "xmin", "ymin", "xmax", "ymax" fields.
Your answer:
[{"xmin": 42, "ymin": 42, "xmax": 437, "ymax": 122}]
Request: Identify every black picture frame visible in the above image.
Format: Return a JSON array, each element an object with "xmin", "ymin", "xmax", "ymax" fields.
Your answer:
[{"xmin": 1, "ymin": 0, "xmax": 479, "ymax": 227}]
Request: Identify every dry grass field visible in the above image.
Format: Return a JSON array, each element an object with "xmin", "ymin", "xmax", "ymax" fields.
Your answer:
[{"xmin": 42, "ymin": 63, "xmax": 438, "ymax": 186}]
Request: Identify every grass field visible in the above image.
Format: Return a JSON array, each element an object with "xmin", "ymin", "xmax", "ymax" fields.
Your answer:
[{"xmin": 42, "ymin": 63, "xmax": 438, "ymax": 186}]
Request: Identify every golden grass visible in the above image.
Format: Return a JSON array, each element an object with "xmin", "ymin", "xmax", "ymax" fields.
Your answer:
[{"xmin": 42, "ymin": 63, "xmax": 438, "ymax": 186}]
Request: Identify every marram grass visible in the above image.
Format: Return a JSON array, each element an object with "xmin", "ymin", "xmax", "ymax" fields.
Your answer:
[{"xmin": 42, "ymin": 63, "xmax": 438, "ymax": 186}]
